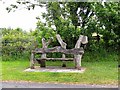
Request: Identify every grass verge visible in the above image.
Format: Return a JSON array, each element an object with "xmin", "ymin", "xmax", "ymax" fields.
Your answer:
[{"xmin": 2, "ymin": 59, "xmax": 118, "ymax": 85}]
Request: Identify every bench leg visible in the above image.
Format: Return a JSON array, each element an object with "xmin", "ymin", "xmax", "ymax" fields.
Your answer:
[
  {"xmin": 62, "ymin": 54, "xmax": 66, "ymax": 67},
  {"xmin": 30, "ymin": 52, "xmax": 35, "ymax": 69},
  {"xmin": 40, "ymin": 53, "xmax": 46, "ymax": 67},
  {"xmin": 62, "ymin": 61, "xmax": 66, "ymax": 67},
  {"xmin": 40, "ymin": 59, "xmax": 46, "ymax": 67},
  {"xmin": 74, "ymin": 54, "xmax": 82, "ymax": 70},
  {"xmin": 30, "ymin": 65, "xmax": 35, "ymax": 69}
]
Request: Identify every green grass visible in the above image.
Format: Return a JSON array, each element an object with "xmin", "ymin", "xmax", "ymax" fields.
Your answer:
[{"xmin": 2, "ymin": 59, "xmax": 118, "ymax": 85}]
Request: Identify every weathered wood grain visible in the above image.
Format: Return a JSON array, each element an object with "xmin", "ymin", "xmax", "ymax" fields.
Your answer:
[
  {"xmin": 56, "ymin": 34, "xmax": 67, "ymax": 67},
  {"xmin": 30, "ymin": 52, "xmax": 35, "ymax": 69},
  {"xmin": 32, "ymin": 46, "xmax": 84, "ymax": 55},
  {"xmin": 74, "ymin": 35, "xmax": 88, "ymax": 70},
  {"xmin": 30, "ymin": 34, "xmax": 88, "ymax": 70},
  {"xmin": 36, "ymin": 58, "xmax": 73, "ymax": 61}
]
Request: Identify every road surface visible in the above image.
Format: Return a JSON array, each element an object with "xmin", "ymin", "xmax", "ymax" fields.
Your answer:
[{"xmin": 1, "ymin": 81, "xmax": 118, "ymax": 88}]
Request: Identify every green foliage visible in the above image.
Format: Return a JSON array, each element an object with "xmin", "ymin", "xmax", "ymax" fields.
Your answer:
[
  {"xmin": 32, "ymin": 21, "xmax": 56, "ymax": 48},
  {"xmin": 91, "ymin": 2, "xmax": 119, "ymax": 49},
  {"xmin": 3, "ymin": 1, "xmax": 119, "ymax": 61},
  {"xmin": 40, "ymin": 2, "xmax": 119, "ymax": 50},
  {"xmin": 2, "ymin": 28, "xmax": 35, "ymax": 61}
]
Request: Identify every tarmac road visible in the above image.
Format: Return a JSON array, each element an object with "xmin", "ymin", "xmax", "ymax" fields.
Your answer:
[{"xmin": 1, "ymin": 81, "xmax": 118, "ymax": 88}]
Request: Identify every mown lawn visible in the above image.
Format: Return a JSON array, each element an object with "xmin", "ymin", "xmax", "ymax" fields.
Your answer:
[{"xmin": 2, "ymin": 59, "xmax": 118, "ymax": 85}]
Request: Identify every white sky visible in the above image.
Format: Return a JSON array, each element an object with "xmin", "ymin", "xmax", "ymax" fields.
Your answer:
[{"xmin": 0, "ymin": 0, "xmax": 46, "ymax": 31}]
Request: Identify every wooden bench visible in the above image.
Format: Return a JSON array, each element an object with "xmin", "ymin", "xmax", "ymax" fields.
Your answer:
[{"xmin": 30, "ymin": 34, "xmax": 88, "ymax": 70}]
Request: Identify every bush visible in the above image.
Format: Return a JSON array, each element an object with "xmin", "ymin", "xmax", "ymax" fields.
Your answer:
[{"xmin": 2, "ymin": 28, "xmax": 35, "ymax": 61}]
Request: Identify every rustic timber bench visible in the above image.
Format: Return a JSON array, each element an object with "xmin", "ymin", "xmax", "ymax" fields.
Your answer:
[{"xmin": 30, "ymin": 34, "xmax": 88, "ymax": 70}]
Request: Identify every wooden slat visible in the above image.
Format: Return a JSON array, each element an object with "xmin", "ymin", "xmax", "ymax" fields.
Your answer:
[
  {"xmin": 33, "ymin": 46, "xmax": 84, "ymax": 55},
  {"xmin": 36, "ymin": 58, "xmax": 74, "ymax": 61}
]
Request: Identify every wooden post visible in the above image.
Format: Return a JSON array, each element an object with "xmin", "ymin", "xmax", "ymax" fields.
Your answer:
[
  {"xmin": 30, "ymin": 52, "xmax": 35, "ymax": 69},
  {"xmin": 56, "ymin": 34, "xmax": 67, "ymax": 67},
  {"xmin": 74, "ymin": 35, "xmax": 88, "ymax": 70},
  {"xmin": 74, "ymin": 35, "xmax": 84, "ymax": 70},
  {"xmin": 40, "ymin": 38, "xmax": 51, "ymax": 67},
  {"xmin": 40, "ymin": 59, "xmax": 46, "ymax": 67},
  {"xmin": 40, "ymin": 38, "xmax": 46, "ymax": 67},
  {"xmin": 62, "ymin": 54, "xmax": 66, "ymax": 67}
]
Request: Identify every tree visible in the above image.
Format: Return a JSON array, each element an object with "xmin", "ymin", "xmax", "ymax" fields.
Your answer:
[
  {"xmin": 92, "ymin": 2, "xmax": 119, "ymax": 49},
  {"xmin": 5, "ymin": 1, "xmax": 119, "ymax": 50},
  {"xmin": 32, "ymin": 20, "xmax": 56, "ymax": 48}
]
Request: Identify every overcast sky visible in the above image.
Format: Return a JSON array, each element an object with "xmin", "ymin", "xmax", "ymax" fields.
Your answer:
[{"xmin": 0, "ymin": 0, "xmax": 46, "ymax": 31}]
